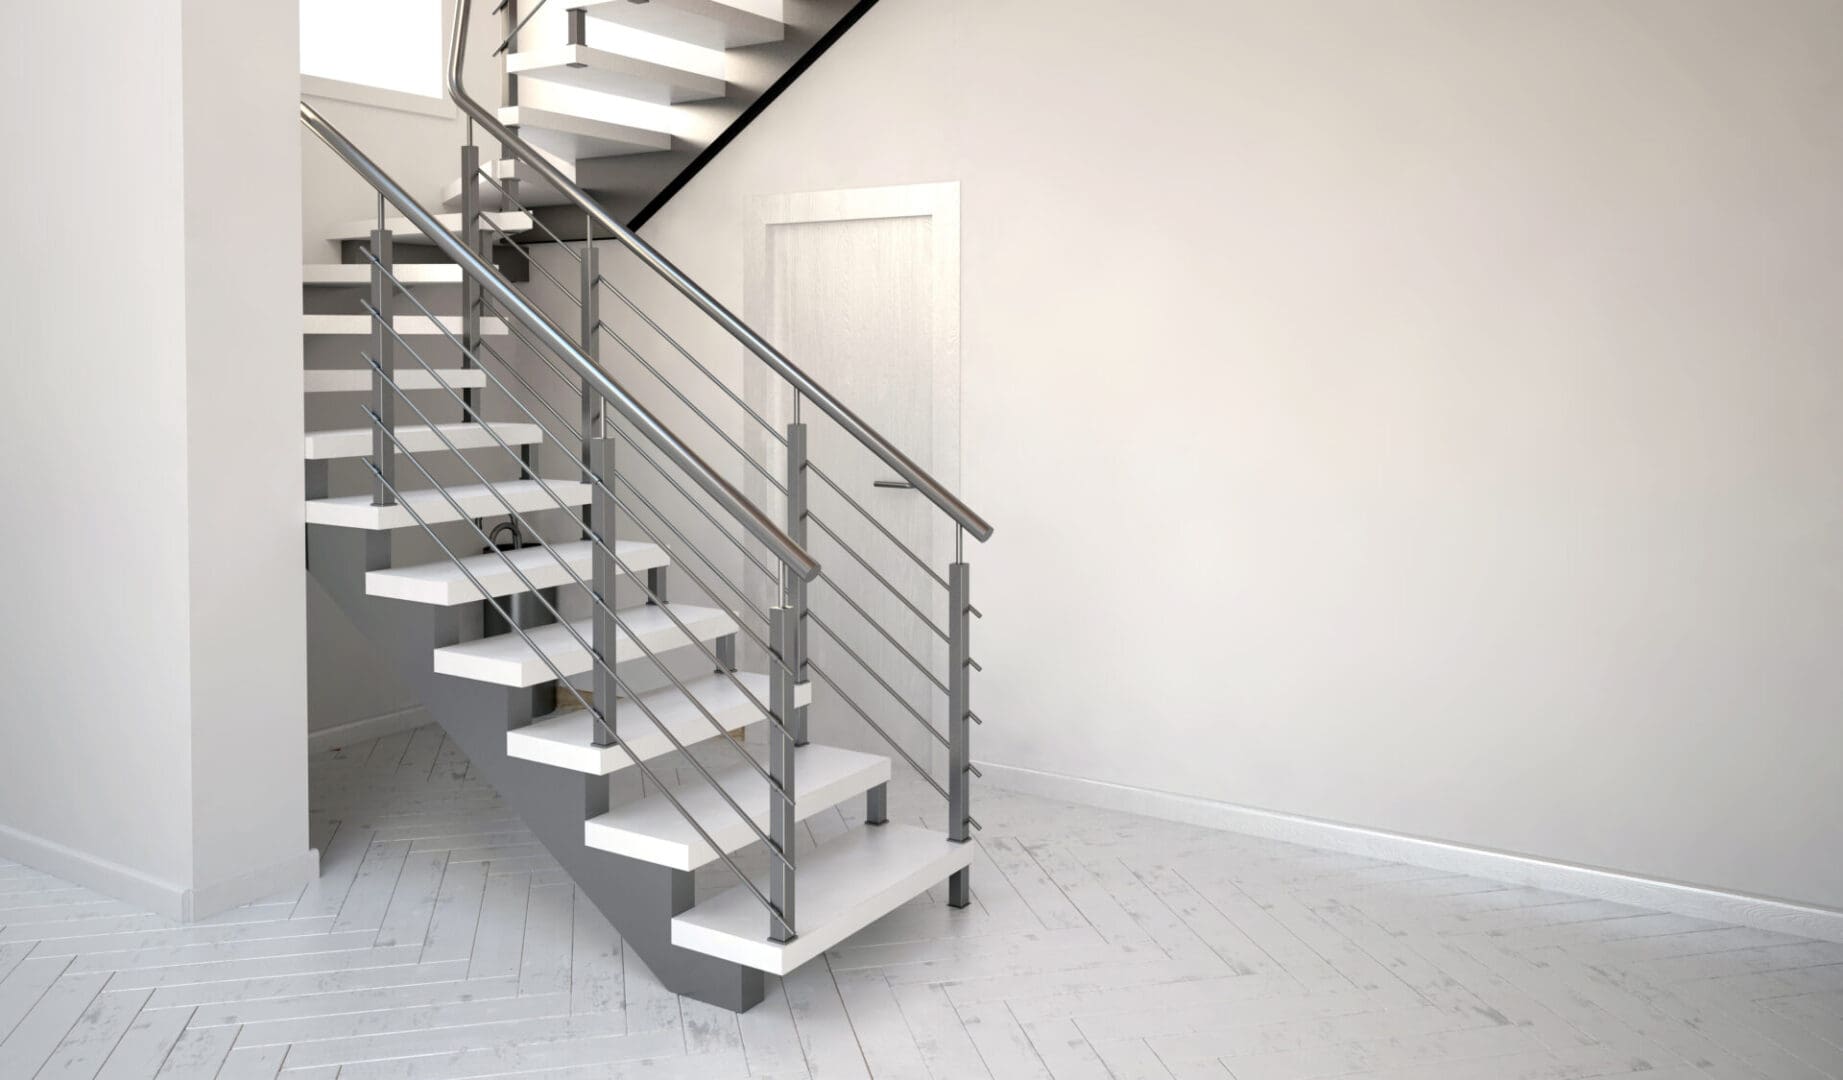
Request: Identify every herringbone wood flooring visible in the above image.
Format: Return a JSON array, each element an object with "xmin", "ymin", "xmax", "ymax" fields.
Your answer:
[{"xmin": 1, "ymin": 724, "xmax": 1839, "ymax": 1078}]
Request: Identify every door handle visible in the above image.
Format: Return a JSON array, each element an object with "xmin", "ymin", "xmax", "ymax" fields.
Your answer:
[{"xmin": 873, "ymin": 479, "xmax": 916, "ymax": 490}]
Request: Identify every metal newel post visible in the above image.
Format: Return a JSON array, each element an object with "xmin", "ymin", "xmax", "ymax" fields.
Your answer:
[
  {"xmin": 769, "ymin": 601, "xmax": 798, "ymax": 942},
  {"xmin": 590, "ymin": 434, "xmax": 617, "ymax": 749},
  {"xmin": 370, "ymin": 195, "xmax": 396, "ymax": 507},
  {"xmin": 579, "ymin": 234, "xmax": 599, "ymax": 536},
  {"xmin": 785, "ymin": 414, "xmax": 809, "ymax": 746},
  {"xmin": 946, "ymin": 541, "xmax": 972, "ymax": 908},
  {"xmin": 459, "ymin": 141, "xmax": 482, "ymax": 421}
]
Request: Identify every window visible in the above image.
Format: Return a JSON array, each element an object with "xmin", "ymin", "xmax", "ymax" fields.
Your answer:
[{"xmin": 301, "ymin": 0, "xmax": 445, "ymax": 104}]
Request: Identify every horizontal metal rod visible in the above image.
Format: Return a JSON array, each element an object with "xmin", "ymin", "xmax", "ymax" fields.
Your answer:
[
  {"xmin": 595, "ymin": 320, "xmax": 787, "ymax": 496},
  {"xmin": 812, "ymin": 572, "xmax": 950, "ymax": 698},
  {"xmin": 448, "ymin": 0, "xmax": 991, "ymax": 543},
  {"xmin": 492, "ymin": 0, "xmax": 549, "ymax": 55},
  {"xmin": 805, "ymin": 659, "xmax": 948, "ymax": 802},
  {"xmin": 365, "ymin": 270, "xmax": 795, "ymax": 683},
  {"xmin": 299, "ymin": 100, "xmax": 819, "ymax": 583},
  {"xmin": 475, "ymin": 167, "xmax": 584, "ymax": 258},
  {"xmin": 596, "ymin": 275, "xmax": 787, "ymax": 447},
  {"xmin": 480, "ymin": 219, "xmax": 580, "ymax": 307},
  {"xmin": 806, "ymin": 469, "xmax": 948, "ymax": 593},
  {"xmin": 806, "ymin": 510, "xmax": 949, "ymax": 642},
  {"xmin": 804, "ymin": 608, "xmax": 948, "ymax": 748}
]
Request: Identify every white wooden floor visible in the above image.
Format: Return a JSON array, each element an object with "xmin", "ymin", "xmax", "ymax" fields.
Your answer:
[{"xmin": 2, "ymin": 724, "xmax": 1841, "ymax": 1079}]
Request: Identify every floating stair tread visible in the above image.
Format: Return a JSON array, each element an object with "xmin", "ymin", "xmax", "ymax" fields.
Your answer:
[
  {"xmin": 507, "ymin": 45, "xmax": 724, "ymax": 104},
  {"xmin": 305, "ymin": 368, "xmax": 486, "ymax": 394},
  {"xmin": 672, "ymin": 823, "xmax": 971, "ymax": 975},
  {"xmin": 305, "ymin": 479, "xmax": 591, "ymax": 531},
  {"xmin": 304, "ymin": 422, "xmax": 544, "ymax": 461},
  {"xmin": 441, "ymin": 157, "xmax": 576, "ymax": 212},
  {"xmin": 432, "ymin": 602, "xmax": 736, "ymax": 688},
  {"xmin": 571, "ymin": 0, "xmax": 784, "ymax": 49},
  {"xmin": 302, "ymin": 314, "xmax": 509, "ymax": 336},
  {"xmin": 366, "ymin": 539, "xmax": 668, "ymax": 606},
  {"xmin": 586, "ymin": 744, "xmax": 889, "ymax": 871},
  {"xmin": 303, "ymin": 264, "xmax": 465, "ymax": 286},
  {"xmin": 507, "ymin": 674, "xmax": 811, "ymax": 776},
  {"xmin": 324, "ymin": 210, "xmax": 532, "ymax": 244},
  {"xmin": 498, "ymin": 106, "xmax": 671, "ymax": 159}
]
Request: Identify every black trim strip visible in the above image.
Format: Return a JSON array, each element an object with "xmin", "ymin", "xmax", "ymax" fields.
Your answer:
[{"xmin": 627, "ymin": 0, "xmax": 884, "ymax": 231}]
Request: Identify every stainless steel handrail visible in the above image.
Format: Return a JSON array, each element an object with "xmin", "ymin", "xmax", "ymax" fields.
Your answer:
[
  {"xmin": 447, "ymin": 0, "xmax": 993, "ymax": 543},
  {"xmin": 301, "ymin": 100, "xmax": 818, "ymax": 583}
]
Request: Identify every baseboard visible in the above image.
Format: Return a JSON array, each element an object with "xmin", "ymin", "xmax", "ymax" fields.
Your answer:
[
  {"xmin": 308, "ymin": 705, "xmax": 430, "ymax": 753},
  {"xmin": 0, "ymin": 821, "xmax": 189, "ymax": 920},
  {"xmin": 978, "ymin": 762, "xmax": 1843, "ymax": 945},
  {"xmin": 185, "ymin": 848, "xmax": 320, "ymax": 922},
  {"xmin": 0, "ymin": 821, "xmax": 321, "ymax": 924}
]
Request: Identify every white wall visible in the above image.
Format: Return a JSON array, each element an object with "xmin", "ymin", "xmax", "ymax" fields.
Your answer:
[
  {"xmin": 606, "ymin": 0, "xmax": 1843, "ymax": 911},
  {"xmin": 0, "ymin": 0, "xmax": 314, "ymax": 919}
]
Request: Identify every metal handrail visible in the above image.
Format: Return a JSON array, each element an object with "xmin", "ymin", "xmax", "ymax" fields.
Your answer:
[
  {"xmin": 299, "ymin": 100, "xmax": 819, "ymax": 584},
  {"xmin": 447, "ymin": 0, "xmax": 993, "ymax": 543}
]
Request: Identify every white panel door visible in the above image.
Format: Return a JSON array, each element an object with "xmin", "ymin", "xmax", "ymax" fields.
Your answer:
[{"xmin": 747, "ymin": 184, "xmax": 961, "ymax": 769}]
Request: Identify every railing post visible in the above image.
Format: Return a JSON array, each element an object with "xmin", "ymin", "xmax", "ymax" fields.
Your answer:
[
  {"xmin": 499, "ymin": 0, "xmax": 521, "ymax": 204},
  {"xmin": 785, "ymin": 417, "xmax": 809, "ymax": 746},
  {"xmin": 947, "ymin": 550, "xmax": 972, "ymax": 908},
  {"xmin": 369, "ymin": 196, "xmax": 396, "ymax": 507},
  {"xmin": 579, "ymin": 237, "xmax": 599, "ymax": 537},
  {"xmin": 590, "ymin": 434, "xmax": 616, "ymax": 749},
  {"xmin": 459, "ymin": 141, "xmax": 482, "ymax": 422},
  {"xmin": 769, "ymin": 602, "xmax": 798, "ymax": 942}
]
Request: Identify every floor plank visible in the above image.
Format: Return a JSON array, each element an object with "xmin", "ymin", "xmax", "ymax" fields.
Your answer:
[{"xmin": 0, "ymin": 722, "xmax": 1829, "ymax": 1078}]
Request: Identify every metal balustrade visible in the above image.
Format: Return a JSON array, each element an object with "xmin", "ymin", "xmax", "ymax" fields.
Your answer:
[{"xmin": 294, "ymin": 0, "xmax": 991, "ymax": 946}]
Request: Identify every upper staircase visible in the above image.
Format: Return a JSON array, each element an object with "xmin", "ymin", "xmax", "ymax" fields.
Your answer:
[
  {"xmin": 297, "ymin": 0, "xmax": 988, "ymax": 1014},
  {"xmin": 445, "ymin": 0, "xmax": 876, "ymax": 230}
]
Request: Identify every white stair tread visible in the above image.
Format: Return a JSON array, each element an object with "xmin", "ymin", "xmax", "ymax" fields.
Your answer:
[
  {"xmin": 302, "ymin": 314, "xmax": 509, "ymax": 336},
  {"xmin": 305, "ymin": 368, "xmax": 487, "ymax": 394},
  {"xmin": 586, "ymin": 744, "xmax": 889, "ymax": 871},
  {"xmin": 673, "ymin": 823, "xmax": 971, "ymax": 975},
  {"xmin": 366, "ymin": 539, "xmax": 668, "ymax": 606},
  {"xmin": 498, "ymin": 106, "xmax": 671, "ymax": 159},
  {"xmin": 570, "ymin": 0, "xmax": 783, "ymax": 50},
  {"xmin": 324, "ymin": 210, "xmax": 532, "ymax": 244},
  {"xmin": 508, "ymin": 45, "xmax": 724, "ymax": 104},
  {"xmin": 305, "ymin": 479, "xmax": 591, "ymax": 531},
  {"xmin": 508, "ymin": 674, "xmax": 812, "ymax": 775},
  {"xmin": 442, "ymin": 158, "xmax": 568, "ymax": 212},
  {"xmin": 304, "ymin": 422, "xmax": 544, "ymax": 461},
  {"xmin": 433, "ymin": 602, "xmax": 736, "ymax": 688},
  {"xmin": 303, "ymin": 264, "xmax": 465, "ymax": 286}
]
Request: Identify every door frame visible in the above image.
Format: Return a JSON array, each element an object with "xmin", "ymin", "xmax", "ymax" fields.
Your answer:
[{"xmin": 742, "ymin": 181, "xmax": 962, "ymax": 770}]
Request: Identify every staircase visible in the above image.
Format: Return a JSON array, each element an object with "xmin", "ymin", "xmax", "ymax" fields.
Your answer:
[
  {"xmin": 297, "ymin": 0, "xmax": 989, "ymax": 1014},
  {"xmin": 447, "ymin": 0, "xmax": 879, "ymax": 230}
]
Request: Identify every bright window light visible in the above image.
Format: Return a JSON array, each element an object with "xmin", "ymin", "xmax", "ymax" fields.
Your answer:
[{"xmin": 301, "ymin": 0, "xmax": 443, "ymax": 99}]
